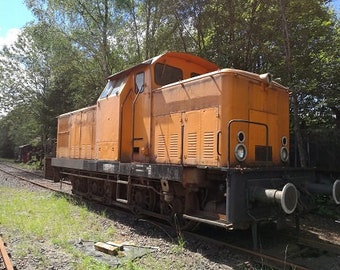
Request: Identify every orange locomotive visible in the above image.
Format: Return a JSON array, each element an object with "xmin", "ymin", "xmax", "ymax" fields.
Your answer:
[{"xmin": 50, "ymin": 52, "xmax": 339, "ymax": 245}]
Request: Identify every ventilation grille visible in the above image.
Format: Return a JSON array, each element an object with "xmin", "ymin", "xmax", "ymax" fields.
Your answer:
[
  {"xmin": 187, "ymin": 132, "xmax": 197, "ymax": 159},
  {"xmin": 157, "ymin": 134, "xmax": 166, "ymax": 158},
  {"xmin": 86, "ymin": 145, "xmax": 92, "ymax": 158},
  {"xmin": 75, "ymin": 146, "xmax": 79, "ymax": 158},
  {"xmin": 81, "ymin": 145, "xmax": 86, "ymax": 159},
  {"xmin": 203, "ymin": 131, "xmax": 214, "ymax": 159},
  {"xmin": 169, "ymin": 134, "xmax": 179, "ymax": 158}
]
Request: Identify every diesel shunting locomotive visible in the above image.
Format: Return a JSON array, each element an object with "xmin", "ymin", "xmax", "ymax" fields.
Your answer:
[{"xmin": 48, "ymin": 52, "xmax": 340, "ymax": 246}]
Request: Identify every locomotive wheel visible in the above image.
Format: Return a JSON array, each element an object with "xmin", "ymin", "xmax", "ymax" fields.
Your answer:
[
  {"xmin": 80, "ymin": 178, "xmax": 89, "ymax": 194},
  {"xmin": 175, "ymin": 215, "xmax": 198, "ymax": 231},
  {"xmin": 103, "ymin": 181, "xmax": 113, "ymax": 204},
  {"xmin": 91, "ymin": 180, "xmax": 98, "ymax": 194},
  {"xmin": 70, "ymin": 175, "xmax": 89, "ymax": 197},
  {"xmin": 171, "ymin": 195, "xmax": 199, "ymax": 231},
  {"xmin": 90, "ymin": 179, "xmax": 105, "ymax": 201},
  {"xmin": 91, "ymin": 180, "xmax": 101, "ymax": 195},
  {"xmin": 131, "ymin": 186, "xmax": 156, "ymax": 213},
  {"xmin": 71, "ymin": 178, "xmax": 79, "ymax": 195}
]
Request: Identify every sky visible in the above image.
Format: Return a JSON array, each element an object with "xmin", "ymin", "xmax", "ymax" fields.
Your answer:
[
  {"xmin": 0, "ymin": 0, "xmax": 34, "ymax": 49},
  {"xmin": 0, "ymin": 0, "xmax": 340, "ymax": 50}
]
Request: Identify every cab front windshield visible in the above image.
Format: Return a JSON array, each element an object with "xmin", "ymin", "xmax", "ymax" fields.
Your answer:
[{"xmin": 99, "ymin": 77, "xmax": 127, "ymax": 99}]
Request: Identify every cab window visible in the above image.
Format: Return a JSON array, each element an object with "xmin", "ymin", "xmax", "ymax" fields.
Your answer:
[
  {"xmin": 154, "ymin": 63, "xmax": 183, "ymax": 86},
  {"xmin": 99, "ymin": 77, "xmax": 126, "ymax": 99},
  {"xmin": 135, "ymin": 72, "xmax": 145, "ymax": 93}
]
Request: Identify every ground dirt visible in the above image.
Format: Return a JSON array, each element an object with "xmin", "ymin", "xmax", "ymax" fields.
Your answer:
[{"xmin": 0, "ymin": 169, "xmax": 339, "ymax": 269}]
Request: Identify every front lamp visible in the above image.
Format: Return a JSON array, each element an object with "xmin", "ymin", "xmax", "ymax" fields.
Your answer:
[
  {"xmin": 280, "ymin": 147, "xmax": 289, "ymax": 163},
  {"xmin": 235, "ymin": 143, "xmax": 247, "ymax": 162}
]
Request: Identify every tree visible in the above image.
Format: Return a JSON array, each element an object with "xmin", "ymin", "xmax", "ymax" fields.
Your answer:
[
  {"xmin": 0, "ymin": 22, "xmax": 94, "ymax": 155},
  {"xmin": 272, "ymin": 0, "xmax": 338, "ymax": 166},
  {"xmin": 116, "ymin": 0, "xmax": 190, "ymax": 61},
  {"xmin": 0, "ymin": 105, "xmax": 40, "ymax": 158},
  {"xmin": 26, "ymin": 0, "xmax": 126, "ymax": 79},
  {"xmin": 0, "ymin": 0, "xmax": 338, "ymax": 167}
]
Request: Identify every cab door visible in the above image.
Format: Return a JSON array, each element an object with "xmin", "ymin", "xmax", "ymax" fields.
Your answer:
[{"xmin": 120, "ymin": 70, "xmax": 152, "ymax": 163}]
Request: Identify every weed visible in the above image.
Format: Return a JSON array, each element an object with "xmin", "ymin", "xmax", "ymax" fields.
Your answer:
[
  {"xmin": 0, "ymin": 187, "xmax": 117, "ymax": 268},
  {"xmin": 172, "ymin": 235, "xmax": 186, "ymax": 253},
  {"xmin": 74, "ymin": 255, "xmax": 111, "ymax": 270}
]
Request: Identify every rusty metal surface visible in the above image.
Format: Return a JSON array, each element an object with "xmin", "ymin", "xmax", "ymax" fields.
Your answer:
[{"xmin": 0, "ymin": 237, "xmax": 14, "ymax": 270}]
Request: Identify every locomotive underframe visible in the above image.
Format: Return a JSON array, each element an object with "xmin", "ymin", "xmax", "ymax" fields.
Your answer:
[{"xmin": 51, "ymin": 158, "xmax": 326, "ymax": 232}]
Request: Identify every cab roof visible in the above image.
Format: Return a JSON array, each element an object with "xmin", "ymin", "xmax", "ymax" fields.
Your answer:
[{"xmin": 107, "ymin": 51, "xmax": 219, "ymax": 80}]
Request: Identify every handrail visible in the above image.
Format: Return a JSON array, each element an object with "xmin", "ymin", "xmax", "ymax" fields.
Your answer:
[
  {"xmin": 227, "ymin": 119, "xmax": 269, "ymax": 167},
  {"xmin": 131, "ymin": 88, "xmax": 142, "ymax": 161},
  {"xmin": 217, "ymin": 130, "xmax": 222, "ymax": 156}
]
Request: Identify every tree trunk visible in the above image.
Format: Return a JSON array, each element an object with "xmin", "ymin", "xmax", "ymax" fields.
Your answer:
[
  {"xmin": 331, "ymin": 107, "xmax": 340, "ymax": 130},
  {"xmin": 102, "ymin": 0, "xmax": 110, "ymax": 78},
  {"xmin": 279, "ymin": 0, "xmax": 307, "ymax": 167},
  {"xmin": 291, "ymin": 92, "xmax": 308, "ymax": 167}
]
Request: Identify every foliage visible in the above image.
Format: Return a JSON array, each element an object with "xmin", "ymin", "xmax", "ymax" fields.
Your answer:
[
  {"xmin": 272, "ymin": 0, "xmax": 339, "ymax": 120},
  {"xmin": 0, "ymin": 105, "xmax": 39, "ymax": 158},
  {"xmin": 0, "ymin": 0, "xmax": 339, "ymax": 164}
]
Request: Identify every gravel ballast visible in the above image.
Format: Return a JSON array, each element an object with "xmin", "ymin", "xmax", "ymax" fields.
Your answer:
[
  {"xmin": 0, "ymin": 170, "xmax": 243, "ymax": 269},
  {"xmin": 1, "ymin": 168, "xmax": 339, "ymax": 270}
]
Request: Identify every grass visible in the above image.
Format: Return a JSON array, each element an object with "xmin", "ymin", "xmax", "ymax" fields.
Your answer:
[
  {"xmin": 0, "ymin": 186, "xmax": 139, "ymax": 269},
  {"xmin": 0, "ymin": 157, "xmax": 42, "ymax": 171},
  {"xmin": 0, "ymin": 188, "xmax": 112, "ymax": 242},
  {"xmin": 315, "ymin": 195, "xmax": 340, "ymax": 219}
]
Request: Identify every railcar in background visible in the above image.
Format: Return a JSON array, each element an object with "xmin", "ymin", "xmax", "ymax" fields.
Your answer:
[
  {"xmin": 16, "ymin": 144, "xmax": 43, "ymax": 164},
  {"xmin": 15, "ymin": 144, "xmax": 33, "ymax": 163},
  {"xmin": 47, "ymin": 52, "xmax": 339, "ymax": 247}
]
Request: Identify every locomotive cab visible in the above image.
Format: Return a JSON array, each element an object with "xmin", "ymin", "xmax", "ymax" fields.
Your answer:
[{"xmin": 95, "ymin": 52, "xmax": 219, "ymax": 164}]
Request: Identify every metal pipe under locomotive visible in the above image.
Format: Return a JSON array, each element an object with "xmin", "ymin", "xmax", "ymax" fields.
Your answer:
[{"xmin": 49, "ymin": 52, "xmax": 340, "ymax": 236}]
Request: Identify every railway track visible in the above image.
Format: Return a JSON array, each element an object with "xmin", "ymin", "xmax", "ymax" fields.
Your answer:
[
  {"xmin": 184, "ymin": 232, "xmax": 310, "ymax": 270},
  {"xmin": 0, "ymin": 161, "xmax": 72, "ymax": 195},
  {"xmin": 0, "ymin": 161, "xmax": 339, "ymax": 270},
  {"xmin": 137, "ymin": 218, "xmax": 312, "ymax": 270}
]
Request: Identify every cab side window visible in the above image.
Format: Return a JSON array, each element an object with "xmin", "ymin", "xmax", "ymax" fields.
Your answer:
[
  {"xmin": 135, "ymin": 72, "xmax": 145, "ymax": 93},
  {"xmin": 154, "ymin": 63, "xmax": 183, "ymax": 86},
  {"xmin": 99, "ymin": 77, "xmax": 127, "ymax": 99}
]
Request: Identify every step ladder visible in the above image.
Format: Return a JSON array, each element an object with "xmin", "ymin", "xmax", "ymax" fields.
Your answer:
[{"xmin": 116, "ymin": 174, "xmax": 131, "ymax": 204}]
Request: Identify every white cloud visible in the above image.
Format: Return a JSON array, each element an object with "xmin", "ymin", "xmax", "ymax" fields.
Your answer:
[{"xmin": 0, "ymin": 28, "xmax": 21, "ymax": 49}]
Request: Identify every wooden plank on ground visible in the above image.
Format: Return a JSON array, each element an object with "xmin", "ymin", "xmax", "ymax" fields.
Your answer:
[{"xmin": 94, "ymin": 242, "xmax": 119, "ymax": 255}]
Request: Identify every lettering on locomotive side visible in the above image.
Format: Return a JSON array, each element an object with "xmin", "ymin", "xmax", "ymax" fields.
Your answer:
[{"xmin": 103, "ymin": 163, "xmax": 117, "ymax": 173}]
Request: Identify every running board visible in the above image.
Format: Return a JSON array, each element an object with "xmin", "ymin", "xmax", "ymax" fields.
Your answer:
[{"xmin": 182, "ymin": 214, "xmax": 233, "ymax": 229}]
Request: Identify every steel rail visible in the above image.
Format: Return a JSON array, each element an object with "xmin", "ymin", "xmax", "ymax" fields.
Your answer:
[
  {"xmin": 183, "ymin": 231, "xmax": 311, "ymax": 270},
  {"xmin": 138, "ymin": 217, "xmax": 312, "ymax": 270},
  {"xmin": 0, "ymin": 162, "xmax": 71, "ymax": 194},
  {"xmin": 0, "ymin": 161, "xmax": 43, "ymax": 178}
]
